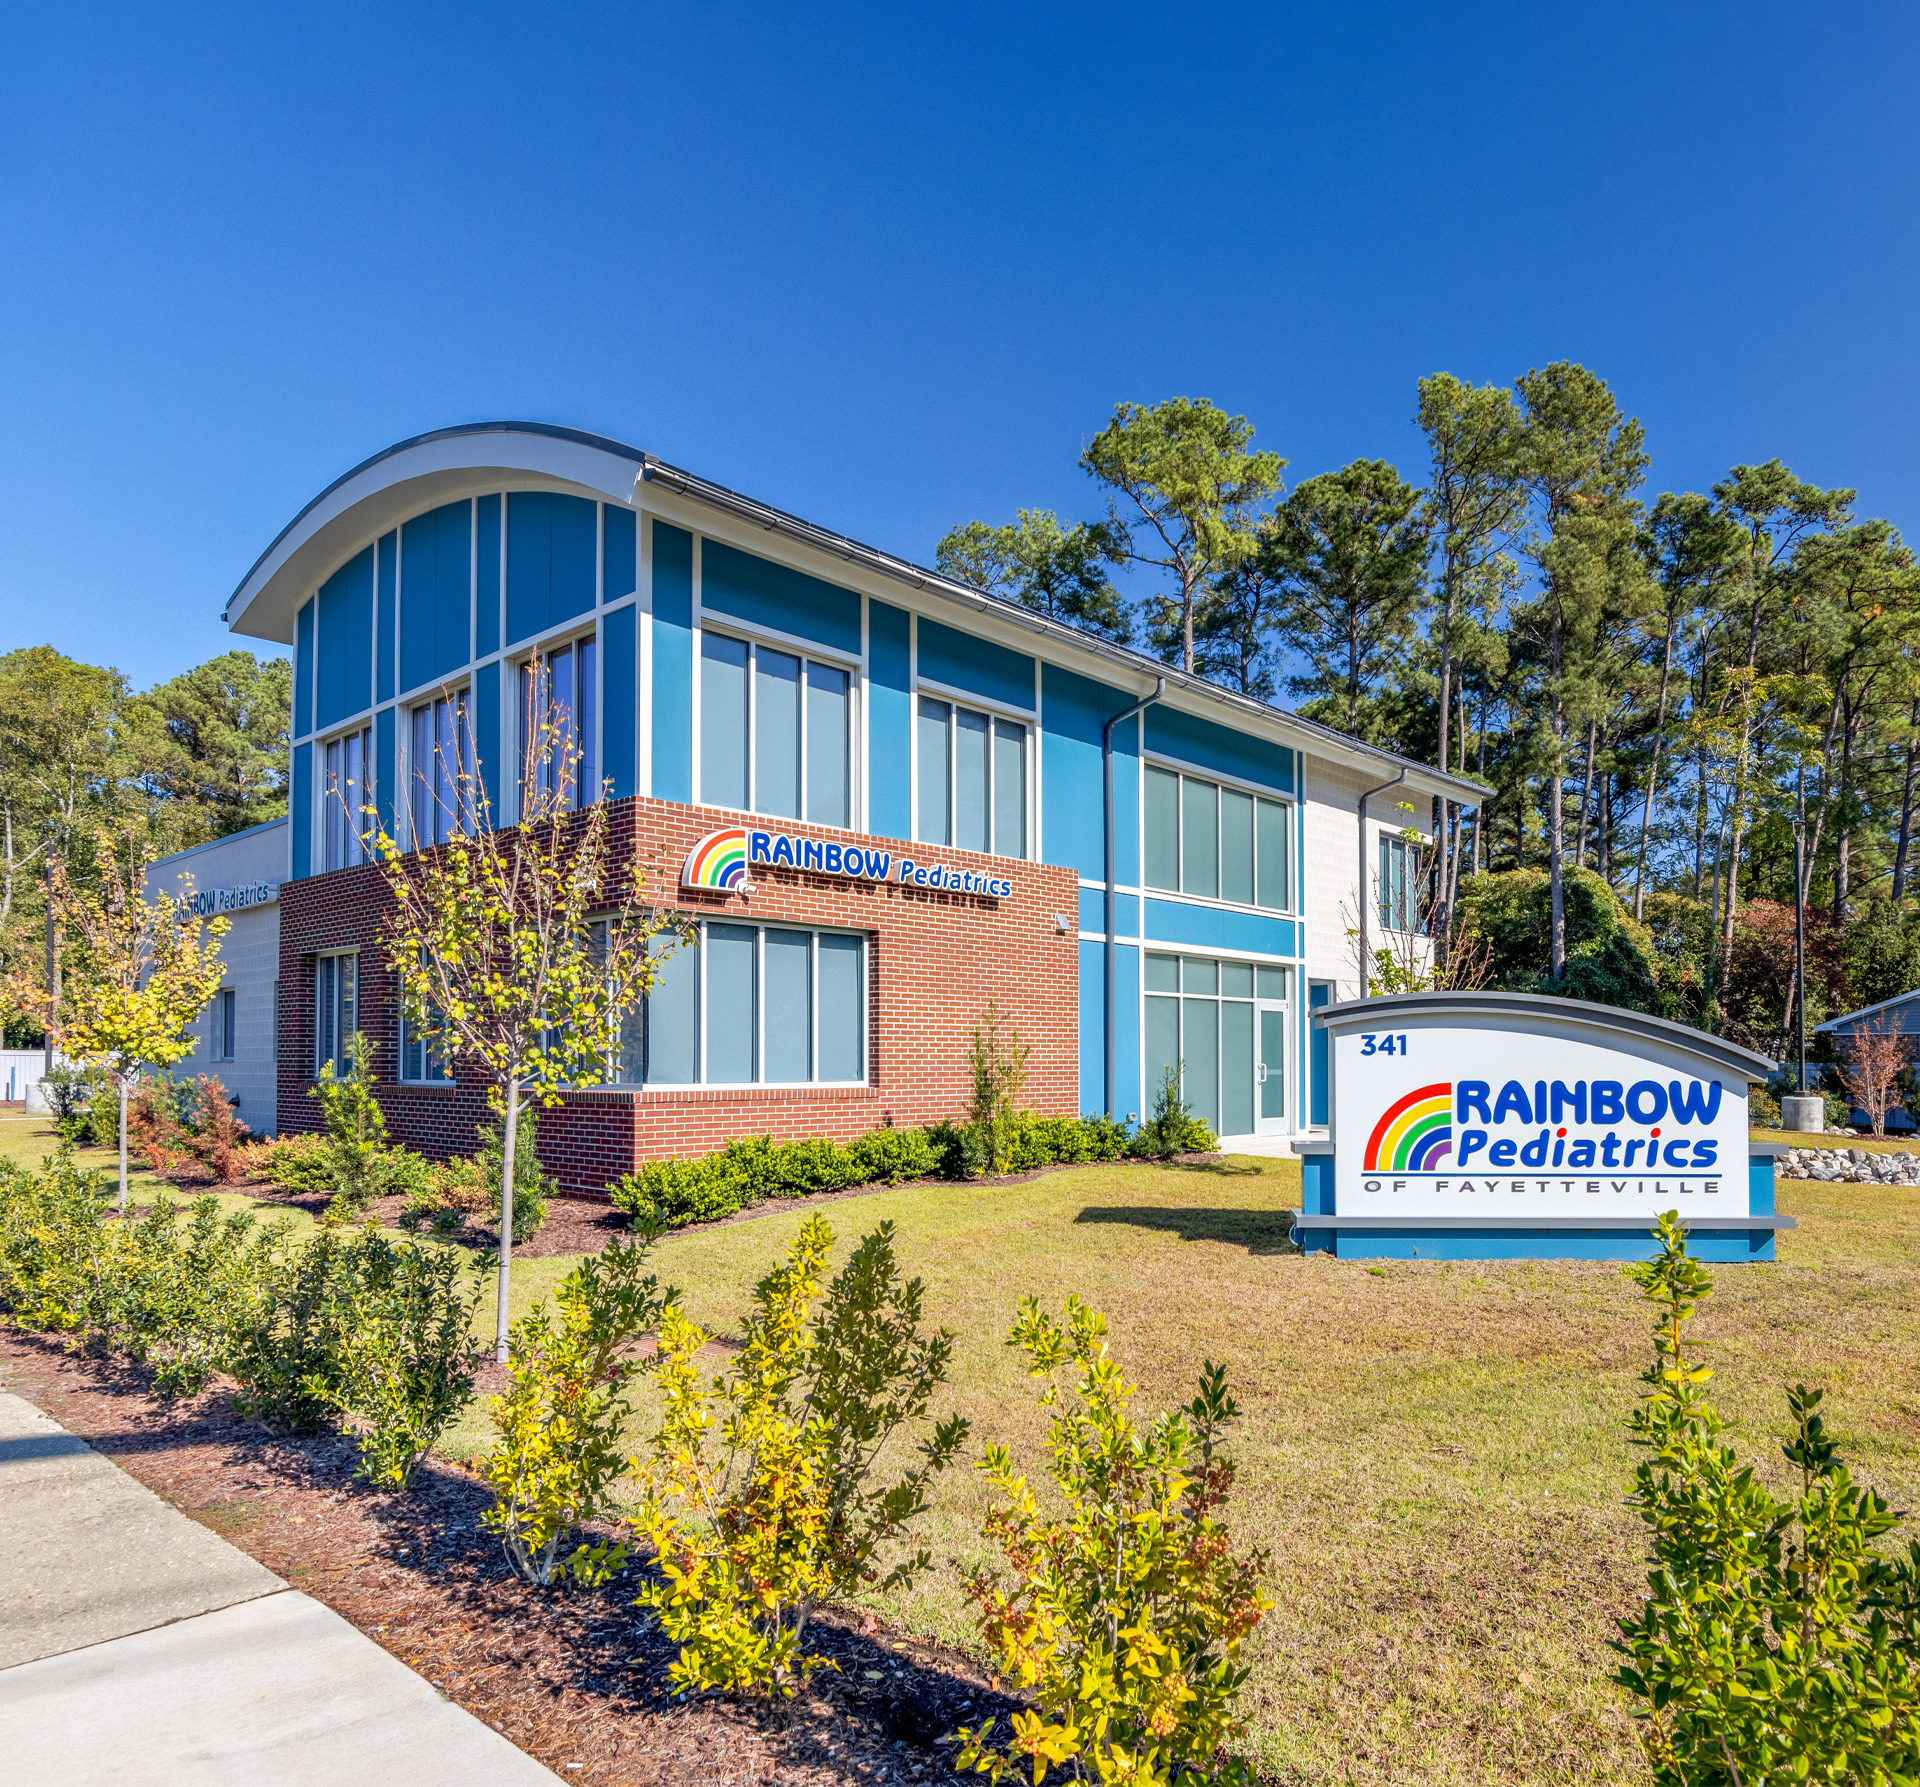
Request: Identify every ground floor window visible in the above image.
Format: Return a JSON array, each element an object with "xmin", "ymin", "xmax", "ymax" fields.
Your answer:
[
  {"xmin": 613, "ymin": 921, "xmax": 866, "ymax": 1087},
  {"xmin": 212, "ymin": 987, "xmax": 236, "ymax": 1061},
  {"xmin": 399, "ymin": 1004, "xmax": 452, "ymax": 1083},
  {"xmin": 1144, "ymin": 952, "xmax": 1292, "ymax": 1138},
  {"xmin": 315, "ymin": 952, "xmax": 357, "ymax": 1077}
]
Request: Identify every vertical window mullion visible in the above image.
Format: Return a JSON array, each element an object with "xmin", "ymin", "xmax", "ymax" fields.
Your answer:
[
  {"xmin": 810, "ymin": 931, "xmax": 820, "ymax": 1084},
  {"xmin": 756, "ymin": 925, "xmax": 766, "ymax": 1086}
]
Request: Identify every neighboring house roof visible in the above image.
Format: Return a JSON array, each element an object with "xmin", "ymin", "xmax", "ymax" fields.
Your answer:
[
  {"xmin": 1814, "ymin": 990, "xmax": 1920, "ymax": 1035},
  {"xmin": 224, "ymin": 421, "xmax": 1489, "ymax": 809}
]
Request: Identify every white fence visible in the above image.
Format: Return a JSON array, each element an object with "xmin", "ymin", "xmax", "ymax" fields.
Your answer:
[{"xmin": 0, "ymin": 1049, "xmax": 65, "ymax": 1106}]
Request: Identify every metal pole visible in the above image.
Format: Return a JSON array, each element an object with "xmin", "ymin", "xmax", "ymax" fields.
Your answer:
[
  {"xmin": 1795, "ymin": 806, "xmax": 1807, "ymax": 1093},
  {"xmin": 1102, "ymin": 678, "xmax": 1165, "ymax": 1119}
]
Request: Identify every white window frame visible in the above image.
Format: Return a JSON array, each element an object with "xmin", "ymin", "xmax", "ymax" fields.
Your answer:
[
  {"xmin": 1142, "ymin": 758, "xmax": 1293, "ymax": 914},
  {"xmin": 314, "ymin": 950, "xmax": 359, "ymax": 1078},
  {"xmin": 912, "ymin": 688, "xmax": 1033, "ymax": 860},
  {"xmin": 319, "ymin": 725, "xmax": 374, "ymax": 872},
  {"xmin": 405, "ymin": 685, "xmax": 473, "ymax": 852}
]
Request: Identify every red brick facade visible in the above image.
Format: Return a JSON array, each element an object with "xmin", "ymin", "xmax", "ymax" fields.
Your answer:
[{"xmin": 277, "ymin": 795, "xmax": 1080, "ymax": 1196}]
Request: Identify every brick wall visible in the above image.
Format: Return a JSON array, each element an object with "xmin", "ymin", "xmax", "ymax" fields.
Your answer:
[{"xmin": 277, "ymin": 795, "xmax": 1081, "ymax": 1196}]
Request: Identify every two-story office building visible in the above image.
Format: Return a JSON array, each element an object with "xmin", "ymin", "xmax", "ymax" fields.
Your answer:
[{"xmin": 224, "ymin": 423, "xmax": 1479, "ymax": 1192}]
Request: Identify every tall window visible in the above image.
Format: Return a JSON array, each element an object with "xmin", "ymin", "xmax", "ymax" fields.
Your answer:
[
  {"xmin": 520, "ymin": 637, "xmax": 597, "ymax": 810},
  {"xmin": 211, "ymin": 988, "xmax": 236, "ymax": 1062},
  {"xmin": 400, "ymin": 1001, "xmax": 452, "ymax": 1084},
  {"xmin": 611, "ymin": 922, "xmax": 866, "ymax": 1087},
  {"xmin": 1144, "ymin": 766, "xmax": 1290, "ymax": 910},
  {"xmin": 315, "ymin": 952, "xmax": 357, "ymax": 1077},
  {"xmin": 409, "ymin": 690, "xmax": 472, "ymax": 849},
  {"xmin": 1144, "ymin": 953, "xmax": 1292, "ymax": 1137},
  {"xmin": 1378, "ymin": 834, "xmax": 1421, "ymax": 932},
  {"xmin": 322, "ymin": 728, "xmax": 372, "ymax": 871},
  {"xmin": 699, "ymin": 633, "xmax": 852, "ymax": 826},
  {"xmin": 916, "ymin": 697, "xmax": 1026, "ymax": 857}
]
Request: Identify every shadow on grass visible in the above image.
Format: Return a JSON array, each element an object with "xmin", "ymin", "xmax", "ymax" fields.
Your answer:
[{"xmin": 1073, "ymin": 1205, "xmax": 1301, "ymax": 1255}]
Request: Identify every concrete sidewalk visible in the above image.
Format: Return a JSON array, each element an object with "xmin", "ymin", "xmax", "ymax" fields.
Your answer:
[{"xmin": 0, "ymin": 1390, "xmax": 556, "ymax": 1784}]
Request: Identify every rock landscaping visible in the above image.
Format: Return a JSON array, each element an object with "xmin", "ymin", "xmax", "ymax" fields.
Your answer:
[{"xmin": 1779, "ymin": 1145, "xmax": 1920, "ymax": 1185}]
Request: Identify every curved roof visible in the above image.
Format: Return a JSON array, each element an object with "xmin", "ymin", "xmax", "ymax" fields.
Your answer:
[{"xmin": 226, "ymin": 420, "xmax": 1490, "ymax": 806}]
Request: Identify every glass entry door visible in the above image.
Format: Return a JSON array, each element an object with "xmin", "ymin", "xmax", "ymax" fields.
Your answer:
[{"xmin": 1254, "ymin": 964, "xmax": 1292, "ymax": 1135}]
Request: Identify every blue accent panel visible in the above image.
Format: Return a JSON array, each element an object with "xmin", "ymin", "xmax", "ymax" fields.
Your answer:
[
  {"xmin": 375, "ymin": 532, "xmax": 396, "ymax": 703},
  {"xmin": 603, "ymin": 504, "xmax": 636, "ymax": 601},
  {"xmin": 918, "ymin": 616, "xmax": 1033, "ymax": 711},
  {"xmin": 700, "ymin": 538, "xmax": 861, "ymax": 656},
  {"xmin": 475, "ymin": 495, "xmax": 500, "ymax": 658},
  {"xmin": 1147, "ymin": 706, "xmax": 1294, "ymax": 793},
  {"xmin": 1143, "ymin": 898, "xmax": 1296, "ymax": 957},
  {"xmin": 1309, "ymin": 980, "xmax": 1332, "ymax": 1127},
  {"xmin": 374, "ymin": 706, "xmax": 396, "ymax": 837},
  {"xmin": 505, "ymin": 491, "xmax": 596, "ymax": 645},
  {"xmin": 1078, "ymin": 938, "xmax": 1139, "ymax": 1119},
  {"xmin": 294, "ymin": 600, "xmax": 314, "ymax": 737},
  {"xmin": 650, "ymin": 522, "xmax": 694, "ymax": 802},
  {"xmin": 1322, "ymin": 1228, "xmax": 1777, "ymax": 1262},
  {"xmin": 1078, "ymin": 886, "xmax": 1138, "ymax": 937},
  {"xmin": 1749, "ymin": 1152, "xmax": 1776, "ymax": 1215},
  {"xmin": 473, "ymin": 659, "xmax": 500, "ymax": 817},
  {"xmin": 1040, "ymin": 664, "xmax": 1139, "ymax": 883},
  {"xmin": 315, "ymin": 546, "xmax": 374, "ymax": 731},
  {"xmin": 400, "ymin": 500, "xmax": 473, "ymax": 694},
  {"xmin": 867, "ymin": 599, "xmax": 912, "ymax": 841},
  {"xmin": 601, "ymin": 601, "xmax": 636, "ymax": 801},
  {"xmin": 1300, "ymin": 1154, "xmax": 1337, "ymax": 1214},
  {"xmin": 290, "ymin": 742, "xmax": 312, "ymax": 880}
]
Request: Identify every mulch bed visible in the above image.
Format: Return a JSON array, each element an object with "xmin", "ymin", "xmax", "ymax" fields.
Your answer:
[{"xmin": 0, "ymin": 1326, "xmax": 1024, "ymax": 1785}]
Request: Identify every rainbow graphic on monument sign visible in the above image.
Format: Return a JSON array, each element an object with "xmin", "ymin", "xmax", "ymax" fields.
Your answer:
[
  {"xmin": 1363, "ymin": 1082, "xmax": 1453, "ymax": 1172},
  {"xmin": 682, "ymin": 827, "xmax": 750, "ymax": 891}
]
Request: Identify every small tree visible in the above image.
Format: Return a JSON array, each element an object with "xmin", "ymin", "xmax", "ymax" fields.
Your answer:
[
  {"xmin": 965, "ymin": 999, "xmax": 1032, "ymax": 1177},
  {"xmin": 372, "ymin": 677, "xmax": 688, "ymax": 1361},
  {"xmin": 13, "ymin": 825, "xmax": 228, "ymax": 1212},
  {"xmin": 1837, "ymin": 1007, "xmax": 1911, "ymax": 1139}
]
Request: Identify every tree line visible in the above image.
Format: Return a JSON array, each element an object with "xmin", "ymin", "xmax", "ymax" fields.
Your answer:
[{"xmin": 938, "ymin": 373, "xmax": 1920, "ymax": 1053}]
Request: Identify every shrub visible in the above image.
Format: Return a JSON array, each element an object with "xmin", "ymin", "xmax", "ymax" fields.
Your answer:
[
  {"xmin": 611, "ymin": 1151, "xmax": 762, "ymax": 1228},
  {"xmin": 956, "ymin": 1297, "xmax": 1271, "ymax": 1784},
  {"xmin": 314, "ymin": 1230, "xmax": 486, "ymax": 1490},
  {"xmin": 252, "ymin": 1131, "xmax": 337, "ymax": 1194},
  {"xmin": 473, "ymin": 1097, "xmax": 554, "ymax": 1241},
  {"xmin": 1749, "ymin": 1083, "xmax": 1781, "ymax": 1127},
  {"xmin": 100, "ymin": 1194, "xmax": 263, "ymax": 1396},
  {"xmin": 309, "ymin": 1031, "xmax": 394, "ymax": 1213},
  {"xmin": 478, "ymin": 1229, "xmax": 675, "ymax": 1584},
  {"xmin": 1610, "ymin": 1212, "xmax": 1920, "ymax": 1781},
  {"xmin": 40, "ymin": 1062, "xmax": 92, "ymax": 1128},
  {"xmin": 632, "ymin": 1216, "xmax": 968, "ymax": 1697},
  {"xmin": 0, "ymin": 1148, "xmax": 115, "ymax": 1330},
  {"xmin": 223, "ymin": 1216, "xmax": 361, "ymax": 1433},
  {"xmin": 1131, "ymin": 1065, "xmax": 1218, "ymax": 1159},
  {"xmin": 845, "ymin": 1124, "xmax": 939, "ymax": 1185},
  {"xmin": 191, "ymin": 1076, "xmax": 250, "ymax": 1183}
]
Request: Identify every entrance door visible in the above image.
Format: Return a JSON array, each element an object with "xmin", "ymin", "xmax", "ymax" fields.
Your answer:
[{"xmin": 1255, "ymin": 1003, "xmax": 1289, "ymax": 1133}]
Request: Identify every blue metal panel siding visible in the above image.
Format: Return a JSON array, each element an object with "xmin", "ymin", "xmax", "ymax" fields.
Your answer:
[
  {"xmin": 506, "ymin": 492, "xmax": 596, "ymax": 646},
  {"xmin": 1079, "ymin": 938, "xmax": 1139, "ymax": 1118},
  {"xmin": 290, "ymin": 742, "xmax": 312, "ymax": 879},
  {"xmin": 315, "ymin": 547, "xmax": 374, "ymax": 731},
  {"xmin": 1078, "ymin": 886, "xmax": 1138, "ymax": 937},
  {"xmin": 649, "ymin": 522, "xmax": 694, "ymax": 802},
  {"xmin": 918, "ymin": 616, "xmax": 1034, "ymax": 711},
  {"xmin": 867, "ymin": 599, "xmax": 912, "ymax": 841},
  {"xmin": 603, "ymin": 505, "xmax": 637, "ymax": 601},
  {"xmin": 473, "ymin": 659, "xmax": 500, "ymax": 815},
  {"xmin": 1040, "ymin": 664, "xmax": 1138, "ymax": 883},
  {"xmin": 294, "ymin": 600, "xmax": 314, "ymax": 737},
  {"xmin": 401, "ymin": 500, "xmax": 473, "ymax": 694},
  {"xmin": 1142, "ymin": 899, "xmax": 1296, "ymax": 956},
  {"xmin": 700, "ymin": 538, "xmax": 862, "ymax": 656},
  {"xmin": 601, "ymin": 601, "xmax": 636, "ymax": 801},
  {"xmin": 1309, "ymin": 980, "xmax": 1331, "ymax": 1126},
  {"xmin": 374, "ymin": 706, "xmax": 396, "ymax": 836},
  {"xmin": 475, "ymin": 495, "xmax": 500, "ymax": 658},
  {"xmin": 1146, "ymin": 706, "xmax": 1294, "ymax": 793},
  {"xmin": 375, "ymin": 532, "xmax": 396, "ymax": 703},
  {"xmin": 1326, "ymin": 1229, "xmax": 1776, "ymax": 1263},
  {"xmin": 1748, "ymin": 1152, "xmax": 1776, "ymax": 1215}
]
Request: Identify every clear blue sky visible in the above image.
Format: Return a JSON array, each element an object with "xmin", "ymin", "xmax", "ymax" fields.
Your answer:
[{"xmin": 2, "ymin": 2, "xmax": 1915, "ymax": 689}]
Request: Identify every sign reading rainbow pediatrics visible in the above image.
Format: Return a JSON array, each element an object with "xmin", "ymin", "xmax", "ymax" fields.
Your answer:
[
  {"xmin": 1328, "ymin": 993, "xmax": 1761, "ymax": 1222},
  {"xmin": 682, "ymin": 826, "xmax": 1014, "ymax": 899}
]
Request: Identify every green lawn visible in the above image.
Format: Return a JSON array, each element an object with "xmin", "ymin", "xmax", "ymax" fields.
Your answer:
[{"xmin": 8, "ymin": 1112, "xmax": 1915, "ymax": 1784}]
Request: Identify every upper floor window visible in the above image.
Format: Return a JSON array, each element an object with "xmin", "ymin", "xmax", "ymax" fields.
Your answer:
[
  {"xmin": 409, "ymin": 690, "xmax": 472, "ymax": 849},
  {"xmin": 700, "ymin": 633, "xmax": 852, "ymax": 827},
  {"xmin": 1144, "ymin": 765, "xmax": 1290, "ymax": 911},
  {"xmin": 520, "ymin": 637, "xmax": 596, "ymax": 811},
  {"xmin": 916, "ymin": 696, "xmax": 1027, "ymax": 858},
  {"xmin": 1378, "ymin": 834, "xmax": 1424, "ymax": 933},
  {"xmin": 322, "ymin": 728, "xmax": 372, "ymax": 870}
]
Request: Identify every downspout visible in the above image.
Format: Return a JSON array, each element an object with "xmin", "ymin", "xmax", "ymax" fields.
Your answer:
[
  {"xmin": 1355, "ymin": 768, "xmax": 1410, "ymax": 998},
  {"xmin": 1104, "ymin": 678, "xmax": 1166, "ymax": 1119}
]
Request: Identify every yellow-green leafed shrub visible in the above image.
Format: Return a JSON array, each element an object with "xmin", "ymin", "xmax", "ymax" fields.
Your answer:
[
  {"xmin": 631, "ymin": 1214, "xmax": 968, "ymax": 1697},
  {"xmin": 956, "ymin": 1297, "xmax": 1271, "ymax": 1786}
]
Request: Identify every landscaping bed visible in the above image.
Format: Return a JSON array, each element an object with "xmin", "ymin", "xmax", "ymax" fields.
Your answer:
[{"xmin": 0, "ymin": 1325, "xmax": 1024, "ymax": 1786}]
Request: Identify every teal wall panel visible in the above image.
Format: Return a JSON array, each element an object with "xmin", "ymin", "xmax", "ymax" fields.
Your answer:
[
  {"xmin": 700, "ymin": 538, "xmax": 861, "ymax": 656},
  {"xmin": 1078, "ymin": 886, "xmax": 1138, "ymax": 938},
  {"xmin": 867, "ymin": 599, "xmax": 911, "ymax": 841},
  {"xmin": 400, "ymin": 500, "xmax": 472, "ymax": 694},
  {"xmin": 315, "ymin": 546, "xmax": 374, "ymax": 730},
  {"xmin": 1041, "ymin": 663, "xmax": 1139, "ymax": 883},
  {"xmin": 918, "ymin": 616, "xmax": 1033, "ymax": 711},
  {"xmin": 473, "ymin": 659, "xmax": 500, "ymax": 817},
  {"xmin": 375, "ymin": 532, "xmax": 396, "ymax": 703},
  {"xmin": 650, "ymin": 522, "xmax": 693, "ymax": 802},
  {"xmin": 603, "ymin": 505, "xmax": 636, "ymax": 601},
  {"xmin": 1079, "ymin": 938, "xmax": 1139, "ymax": 1119},
  {"xmin": 291, "ymin": 742, "xmax": 312, "ymax": 879},
  {"xmin": 294, "ymin": 599, "xmax": 314, "ymax": 737},
  {"xmin": 601, "ymin": 601, "xmax": 636, "ymax": 801},
  {"xmin": 506, "ymin": 492, "xmax": 596, "ymax": 646},
  {"xmin": 475, "ymin": 495, "xmax": 500, "ymax": 658},
  {"xmin": 1146, "ymin": 706, "xmax": 1294, "ymax": 793},
  {"xmin": 1143, "ymin": 897, "xmax": 1296, "ymax": 957}
]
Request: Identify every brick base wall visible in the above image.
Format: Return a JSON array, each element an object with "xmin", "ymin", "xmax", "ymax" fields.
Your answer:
[{"xmin": 277, "ymin": 796, "xmax": 1081, "ymax": 1196}]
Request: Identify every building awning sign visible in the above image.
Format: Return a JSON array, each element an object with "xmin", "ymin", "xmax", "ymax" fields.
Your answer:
[
  {"xmin": 681, "ymin": 826, "xmax": 1012, "ymax": 898},
  {"xmin": 182, "ymin": 881, "xmax": 279, "ymax": 917}
]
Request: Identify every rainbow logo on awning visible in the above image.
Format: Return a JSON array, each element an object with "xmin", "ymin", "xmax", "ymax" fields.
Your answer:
[
  {"xmin": 1363, "ymin": 1083, "xmax": 1453, "ymax": 1172},
  {"xmin": 682, "ymin": 827, "xmax": 750, "ymax": 891}
]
